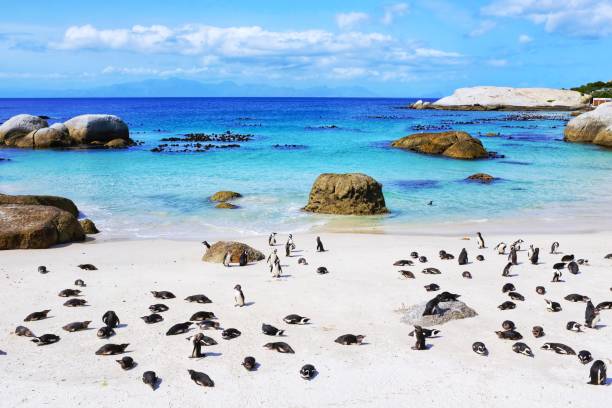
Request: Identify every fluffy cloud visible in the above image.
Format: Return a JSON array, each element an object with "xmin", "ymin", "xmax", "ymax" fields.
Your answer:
[
  {"xmin": 336, "ymin": 12, "xmax": 370, "ymax": 29},
  {"xmin": 382, "ymin": 3, "xmax": 409, "ymax": 25},
  {"xmin": 469, "ymin": 20, "xmax": 496, "ymax": 37},
  {"xmin": 518, "ymin": 34, "xmax": 533, "ymax": 43},
  {"xmin": 482, "ymin": 0, "xmax": 612, "ymax": 37}
]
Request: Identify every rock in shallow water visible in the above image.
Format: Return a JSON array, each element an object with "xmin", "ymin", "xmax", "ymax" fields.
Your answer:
[
  {"xmin": 398, "ymin": 300, "xmax": 478, "ymax": 326},
  {"xmin": 391, "ymin": 131, "xmax": 488, "ymax": 160},
  {"xmin": 0, "ymin": 194, "xmax": 79, "ymax": 217},
  {"xmin": 564, "ymin": 102, "xmax": 612, "ymax": 147},
  {"xmin": 210, "ymin": 191, "xmax": 242, "ymax": 202},
  {"xmin": 0, "ymin": 114, "xmax": 48, "ymax": 146},
  {"xmin": 466, "ymin": 173, "xmax": 496, "ymax": 183}
]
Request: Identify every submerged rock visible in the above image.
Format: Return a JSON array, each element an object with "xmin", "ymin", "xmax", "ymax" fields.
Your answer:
[
  {"xmin": 80, "ymin": 219, "xmax": 100, "ymax": 234},
  {"xmin": 202, "ymin": 241, "xmax": 265, "ymax": 263},
  {"xmin": 210, "ymin": 191, "xmax": 242, "ymax": 202},
  {"xmin": 564, "ymin": 102, "xmax": 612, "ymax": 148},
  {"xmin": 0, "ymin": 114, "xmax": 48, "ymax": 146},
  {"xmin": 303, "ymin": 173, "xmax": 388, "ymax": 215},
  {"xmin": 428, "ymin": 86, "xmax": 591, "ymax": 111},
  {"xmin": 398, "ymin": 300, "xmax": 478, "ymax": 326},
  {"xmin": 391, "ymin": 131, "xmax": 488, "ymax": 160},
  {"xmin": 0, "ymin": 205, "xmax": 85, "ymax": 249},
  {"xmin": 215, "ymin": 202, "xmax": 239, "ymax": 209},
  {"xmin": 466, "ymin": 173, "xmax": 496, "ymax": 183},
  {"xmin": 0, "ymin": 194, "xmax": 79, "ymax": 217}
]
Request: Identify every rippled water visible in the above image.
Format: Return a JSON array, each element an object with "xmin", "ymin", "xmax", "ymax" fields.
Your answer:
[{"xmin": 1, "ymin": 97, "xmax": 611, "ymax": 239}]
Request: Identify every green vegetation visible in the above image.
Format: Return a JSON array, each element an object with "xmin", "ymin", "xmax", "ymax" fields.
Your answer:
[{"xmin": 571, "ymin": 81, "xmax": 612, "ymax": 98}]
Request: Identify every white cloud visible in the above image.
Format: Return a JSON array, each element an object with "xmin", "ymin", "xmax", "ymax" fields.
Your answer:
[
  {"xmin": 382, "ymin": 3, "xmax": 409, "ymax": 25},
  {"xmin": 482, "ymin": 0, "xmax": 612, "ymax": 37},
  {"xmin": 336, "ymin": 12, "xmax": 370, "ymax": 29},
  {"xmin": 469, "ymin": 20, "xmax": 496, "ymax": 37},
  {"xmin": 413, "ymin": 48, "xmax": 462, "ymax": 58},
  {"xmin": 102, "ymin": 66, "xmax": 209, "ymax": 76},
  {"xmin": 518, "ymin": 34, "xmax": 533, "ymax": 43},
  {"xmin": 487, "ymin": 58, "xmax": 508, "ymax": 67}
]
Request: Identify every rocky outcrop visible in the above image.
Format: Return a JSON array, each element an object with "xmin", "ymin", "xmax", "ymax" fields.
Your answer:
[
  {"xmin": 64, "ymin": 114, "xmax": 130, "ymax": 145},
  {"xmin": 409, "ymin": 100, "xmax": 432, "ymax": 110},
  {"xmin": 0, "ymin": 193, "xmax": 79, "ymax": 217},
  {"xmin": 0, "ymin": 114, "xmax": 48, "ymax": 146},
  {"xmin": 26, "ymin": 123, "xmax": 72, "ymax": 148},
  {"xmin": 80, "ymin": 219, "xmax": 99, "ymax": 234},
  {"xmin": 202, "ymin": 241, "xmax": 265, "ymax": 263},
  {"xmin": 564, "ymin": 102, "xmax": 612, "ymax": 147},
  {"xmin": 303, "ymin": 173, "xmax": 388, "ymax": 215},
  {"xmin": 391, "ymin": 131, "xmax": 488, "ymax": 160},
  {"xmin": 210, "ymin": 191, "xmax": 242, "ymax": 202},
  {"xmin": 398, "ymin": 300, "xmax": 478, "ymax": 326},
  {"xmin": 0, "ymin": 205, "xmax": 85, "ymax": 249},
  {"xmin": 466, "ymin": 173, "xmax": 495, "ymax": 183},
  {"xmin": 215, "ymin": 202, "xmax": 239, "ymax": 209},
  {"xmin": 425, "ymin": 86, "xmax": 591, "ymax": 111}
]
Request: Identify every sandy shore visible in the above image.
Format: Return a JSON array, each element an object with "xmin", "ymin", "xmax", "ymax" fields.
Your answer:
[{"xmin": 0, "ymin": 231, "xmax": 610, "ymax": 407}]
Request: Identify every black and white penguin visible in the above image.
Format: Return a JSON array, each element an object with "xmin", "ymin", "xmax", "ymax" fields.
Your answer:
[
  {"xmin": 510, "ymin": 239, "xmax": 524, "ymax": 251},
  {"xmin": 532, "ymin": 326, "xmax": 544, "ymax": 338},
  {"xmin": 502, "ymin": 283, "xmax": 516, "ymax": 293},
  {"xmin": 567, "ymin": 261, "xmax": 579, "ymax": 275},
  {"xmin": 188, "ymin": 369, "xmax": 215, "ymax": 387},
  {"xmin": 224, "ymin": 250, "xmax": 233, "ymax": 266},
  {"xmin": 334, "ymin": 334, "xmax": 365, "ymax": 345},
  {"xmin": 419, "ymin": 256, "xmax": 428, "ymax": 263},
  {"xmin": 553, "ymin": 262, "xmax": 566, "ymax": 271},
  {"xmin": 564, "ymin": 294, "xmax": 590, "ymax": 303},
  {"xmin": 184, "ymin": 294, "xmax": 212, "ymax": 304},
  {"xmin": 566, "ymin": 321, "xmax": 582, "ymax": 332},
  {"xmin": 551, "ymin": 270, "xmax": 562, "ymax": 283},
  {"xmin": 151, "ymin": 291, "xmax": 175, "ymax": 299},
  {"xmin": 458, "ymin": 248, "xmax": 468, "ymax": 265},
  {"xmin": 15, "ymin": 326, "xmax": 36, "ymax": 337},
  {"xmin": 502, "ymin": 320, "xmax": 516, "ymax": 330},
  {"xmin": 95, "ymin": 343, "xmax": 129, "ymax": 355},
  {"xmin": 97, "ymin": 326, "xmax": 115, "ymax": 339},
  {"xmin": 422, "ymin": 267, "xmax": 441, "ymax": 275},
  {"xmin": 142, "ymin": 371, "xmax": 159, "ymax": 390},
  {"xmin": 422, "ymin": 297, "xmax": 441, "ymax": 316},
  {"xmin": 38, "ymin": 265, "xmax": 48, "ymax": 274},
  {"xmin": 166, "ymin": 322, "xmax": 193, "ymax": 336},
  {"xmin": 74, "ymin": 279, "xmax": 86, "ymax": 287},
  {"xmin": 437, "ymin": 291, "xmax": 460, "ymax": 302},
  {"xmin": 31, "ymin": 334, "xmax": 60, "ymax": 346},
  {"xmin": 198, "ymin": 320, "xmax": 220, "ymax": 330},
  {"xmin": 102, "ymin": 311, "xmax": 120, "ymax": 328},
  {"xmin": 24, "ymin": 310, "xmax": 51, "ymax": 322},
  {"xmin": 545, "ymin": 299, "xmax": 562, "ymax": 312},
  {"xmin": 300, "ymin": 364, "xmax": 317, "ymax": 379},
  {"xmin": 141, "ymin": 314, "xmax": 163, "ymax": 324},
  {"xmin": 585, "ymin": 301, "xmax": 600, "ymax": 328},
  {"xmin": 498, "ymin": 301, "xmax": 516, "ymax": 310},
  {"xmin": 550, "ymin": 241, "xmax": 559, "ymax": 254},
  {"xmin": 495, "ymin": 330, "xmax": 523, "ymax": 340},
  {"xmin": 578, "ymin": 350, "xmax": 593, "ymax": 365},
  {"xmin": 262, "ymin": 323, "xmax": 284, "ymax": 336},
  {"xmin": 536, "ymin": 286, "xmax": 546, "ymax": 295},
  {"xmin": 561, "ymin": 254, "xmax": 574, "ymax": 262},
  {"xmin": 63, "ymin": 298, "xmax": 87, "ymax": 307},
  {"xmin": 596, "ymin": 301, "xmax": 612, "ymax": 310},
  {"xmin": 234, "ymin": 284, "xmax": 245, "ymax": 307},
  {"xmin": 530, "ymin": 248, "xmax": 539, "ymax": 265},
  {"xmin": 410, "ymin": 251, "xmax": 419, "ymax": 259},
  {"xmin": 222, "ymin": 328, "xmax": 242, "ymax": 340},
  {"xmin": 502, "ymin": 262, "xmax": 513, "ymax": 277},
  {"xmin": 508, "ymin": 292, "xmax": 525, "ymax": 301},
  {"xmin": 58, "ymin": 289, "xmax": 81, "ymax": 297},
  {"xmin": 239, "ymin": 250, "xmax": 248, "ymax": 267},
  {"xmin": 495, "ymin": 242, "xmax": 506, "ymax": 255},
  {"xmin": 462, "ymin": 271, "xmax": 472, "ymax": 279},
  {"xmin": 508, "ymin": 248, "xmax": 518, "ymax": 265},
  {"xmin": 476, "ymin": 255, "xmax": 485, "ymax": 261},
  {"xmin": 576, "ymin": 258, "xmax": 589, "ymax": 265},
  {"xmin": 472, "ymin": 342, "xmax": 488, "ymax": 356},
  {"xmin": 62, "ymin": 321, "xmax": 92, "ymax": 332},
  {"xmin": 189, "ymin": 311, "xmax": 216, "ymax": 321},
  {"xmin": 408, "ymin": 328, "xmax": 440, "ymax": 338},
  {"xmin": 78, "ymin": 263, "xmax": 97, "ymax": 270},
  {"xmin": 202, "ymin": 240, "xmax": 211, "ymax": 248},
  {"xmin": 400, "ymin": 270, "xmax": 415, "ymax": 279},
  {"xmin": 476, "ymin": 232, "xmax": 485, "ymax": 249},
  {"xmin": 263, "ymin": 342, "xmax": 295, "ymax": 353},
  {"xmin": 242, "ymin": 356, "xmax": 257, "ymax": 371},
  {"xmin": 394, "ymin": 260, "xmax": 414, "ymax": 266},
  {"xmin": 439, "ymin": 250, "xmax": 454, "ymax": 260},
  {"xmin": 284, "ymin": 314, "xmax": 310, "ymax": 324},
  {"xmin": 588, "ymin": 360, "xmax": 607, "ymax": 385},
  {"xmin": 116, "ymin": 356, "xmax": 135, "ymax": 370},
  {"xmin": 541, "ymin": 342, "xmax": 576, "ymax": 355},
  {"xmin": 149, "ymin": 304, "xmax": 169, "ymax": 313},
  {"xmin": 411, "ymin": 326, "xmax": 427, "ymax": 350},
  {"xmin": 512, "ymin": 342, "xmax": 533, "ymax": 357},
  {"xmin": 424, "ymin": 284, "xmax": 440, "ymax": 292},
  {"xmin": 316, "ymin": 236, "xmax": 325, "ymax": 252},
  {"xmin": 316, "ymin": 266, "xmax": 329, "ymax": 275},
  {"xmin": 189, "ymin": 334, "xmax": 206, "ymax": 358},
  {"xmin": 268, "ymin": 232, "xmax": 277, "ymax": 246}
]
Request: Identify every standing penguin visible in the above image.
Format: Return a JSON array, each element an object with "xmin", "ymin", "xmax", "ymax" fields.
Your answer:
[
  {"xmin": 585, "ymin": 301, "xmax": 600, "ymax": 328},
  {"xmin": 476, "ymin": 232, "xmax": 485, "ymax": 249},
  {"xmin": 495, "ymin": 242, "xmax": 507, "ymax": 255},
  {"xmin": 316, "ymin": 236, "xmax": 325, "ymax": 252},
  {"xmin": 550, "ymin": 241, "xmax": 559, "ymax": 254},
  {"xmin": 268, "ymin": 232, "xmax": 277, "ymax": 246},
  {"xmin": 530, "ymin": 247, "xmax": 539, "ymax": 265},
  {"xmin": 458, "ymin": 248, "xmax": 468, "ymax": 265},
  {"xmin": 588, "ymin": 360, "xmax": 607, "ymax": 385},
  {"xmin": 411, "ymin": 326, "xmax": 427, "ymax": 350},
  {"xmin": 285, "ymin": 241, "xmax": 291, "ymax": 257},
  {"xmin": 223, "ymin": 251, "xmax": 232, "ymax": 267},
  {"xmin": 102, "ymin": 311, "xmax": 120, "ymax": 328},
  {"xmin": 239, "ymin": 250, "xmax": 248, "ymax": 267},
  {"xmin": 267, "ymin": 249, "xmax": 279, "ymax": 273},
  {"xmin": 271, "ymin": 258, "xmax": 282, "ymax": 278},
  {"xmin": 190, "ymin": 333, "xmax": 206, "ymax": 358},
  {"xmin": 234, "ymin": 284, "xmax": 245, "ymax": 307},
  {"xmin": 508, "ymin": 247, "xmax": 518, "ymax": 265}
]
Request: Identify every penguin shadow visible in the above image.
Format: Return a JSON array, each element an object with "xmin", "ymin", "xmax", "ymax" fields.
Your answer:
[
  {"xmin": 249, "ymin": 362, "xmax": 262, "ymax": 371},
  {"xmin": 604, "ymin": 378, "xmax": 612, "ymax": 386},
  {"xmin": 592, "ymin": 323, "xmax": 607, "ymax": 329},
  {"xmin": 116, "ymin": 324, "xmax": 128, "ymax": 329},
  {"xmin": 242, "ymin": 301, "xmax": 256, "ymax": 307},
  {"xmin": 0, "ymin": 350, "xmax": 6, "ymax": 355},
  {"xmin": 151, "ymin": 377, "xmax": 162, "ymax": 391}
]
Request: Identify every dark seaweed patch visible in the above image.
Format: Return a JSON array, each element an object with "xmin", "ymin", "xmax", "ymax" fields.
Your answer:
[{"xmin": 392, "ymin": 179, "xmax": 441, "ymax": 189}]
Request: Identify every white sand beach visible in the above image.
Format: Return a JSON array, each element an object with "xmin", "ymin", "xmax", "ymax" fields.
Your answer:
[{"xmin": 1, "ymin": 231, "xmax": 610, "ymax": 407}]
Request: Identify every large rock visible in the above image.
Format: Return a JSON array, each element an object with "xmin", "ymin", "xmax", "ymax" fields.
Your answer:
[
  {"xmin": 429, "ymin": 86, "xmax": 591, "ymax": 111},
  {"xmin": 0, "ymin": 205, "xmax": 85, "ymax": 250},
  {"xmin": 0, "ymin": 114, "xmax": 48, "ymax": 146},
  {"xmin": 398, "ymin": 300, "xmax": 478, "ymax": 327},
  {"xmin": 564, "ymin": 102, "xmax": 612, "ymax": 147},
  {"xmin": 64, "ymin": 114, "xmax": 130, "ymax": 145},
  {"xmin": 0, "ymin": 194, "xmax": 79, "ymax": 217},
  {"xmin": 202, "ymin": 241, "xmax": 265, "ymax": 263},
  {"xmin": 391, "ymin": 131, "xmax": 488, "ymax": 159},
  {"xmin": 303, "ymin": 173, "xmax": 388, "ymax": 215},
  {"xmin": 210, "ymin": 191, "xmax": 242, "ymax": 202},
  {"xmin": 26, "ymin": 123, "xmax": 72, "ymax": 148}
]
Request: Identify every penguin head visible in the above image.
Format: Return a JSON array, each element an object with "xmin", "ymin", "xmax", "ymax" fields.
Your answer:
[{"xmin": 234, "ymin": 284, "xmax": 242, "ymax": 291}]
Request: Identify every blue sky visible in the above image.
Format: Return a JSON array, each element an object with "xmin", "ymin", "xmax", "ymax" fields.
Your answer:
[{"xmin": 1, "ymin": 0, "xmax": 611, "ymax": 96}]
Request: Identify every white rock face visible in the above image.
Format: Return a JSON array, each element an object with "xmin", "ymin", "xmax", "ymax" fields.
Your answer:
[
  {"xmin": 64, "ymin": 114, "xmax": 129, "ymax": 144},
  {"xmin": 564, "ymin": 102, "xmax": 612, "ymax": 147},
  {"xmin": 432, "ymin": 86, "xmax": 591, "ymax": 111},
  {"xmin": 0, "ymin": 114, "xmax": 48, "ymax": 144}
]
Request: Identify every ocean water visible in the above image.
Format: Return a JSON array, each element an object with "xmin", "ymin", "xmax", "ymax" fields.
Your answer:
[{"xmin": 1, "ymin": 97, "xmax": 611, "ymax": 239}]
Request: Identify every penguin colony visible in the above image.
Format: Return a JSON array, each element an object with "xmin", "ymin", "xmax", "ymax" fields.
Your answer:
[{"xmin": 7, "ymin": 233, "xmax": 611, "ymax": 393}]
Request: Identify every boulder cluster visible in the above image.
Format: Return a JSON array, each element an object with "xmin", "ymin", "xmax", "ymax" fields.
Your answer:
[
  {"xmin": 0, "ymin": 114, "xmax": 132, "ymax": 149},
  {"xmin": 391, "ymin": 131, "xmax": 488, "ymax": 160},
  {"xmin": 564, "ymin": 102, "xmax": 612, "ymax": 148}
]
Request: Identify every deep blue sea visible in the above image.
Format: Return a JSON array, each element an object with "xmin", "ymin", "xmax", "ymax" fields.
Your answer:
[{"xmin": 1, "ymin": 98, "xmax": 611, "ymax": 239}]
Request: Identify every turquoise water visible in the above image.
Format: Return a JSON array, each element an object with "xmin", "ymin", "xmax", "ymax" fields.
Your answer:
[{"xmin": 1, "ymin": 98, "xmax": 611, "ymax": 239}]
